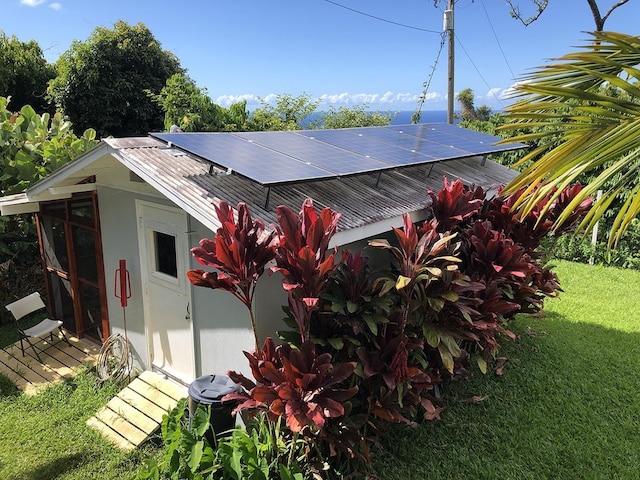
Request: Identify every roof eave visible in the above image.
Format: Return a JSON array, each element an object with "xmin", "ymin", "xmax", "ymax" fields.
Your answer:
[{"xmin": 27, "ymin": 141, "xmax": 112, "ymax": 197}]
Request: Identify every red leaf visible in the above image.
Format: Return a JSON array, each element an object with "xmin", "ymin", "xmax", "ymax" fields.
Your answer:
[
  {"xmin": 286, "ymin": 412, "xmax": 307, "ymax": 433},
  {"xmin": 317, "ymin": 397, "xmax": 345, "ymax": 418},
  {"xmin": 421, "ymin": 398, "xmax": 445, "ymax": 421},
  {"xmin": 305, "ymin": 404, "xmax": 327, "ymax": 430},
  {"xmin": 494, "ymin": 357, "xmax": 508, "ymax": 376},
  {"xmin": 302, "ymin": 297, "xmax": 319, "ymax": 308},
  {"xmin": 252, "ymin": 385, "xmax": 279, "ymax": 404}
]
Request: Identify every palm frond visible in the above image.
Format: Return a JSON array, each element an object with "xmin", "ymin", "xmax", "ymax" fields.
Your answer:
[{"xmin": 499, "ymin": 31, "xmax": 640, "ymax": 246}]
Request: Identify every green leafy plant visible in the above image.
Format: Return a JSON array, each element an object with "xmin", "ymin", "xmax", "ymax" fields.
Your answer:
[
  {"xmin": 150, "ymin": 73, "xmax": 250, "ymax": 132},
  {"xmin": 136, "ymin": 402, "xmax": 311, "ymax": 480},
  {"xmin": 135, "ymin": 398, "xmax": 216, "ymax": 480},
  {"xmin": 0, "ymin": 98, "xmax": 97, "ymax": 196},
  {"xmin": 214, "ymin": 412, "xmax": 309, "ymax": 480},
  {"xmin": 48, "ymin": 20, "xmax": 182, "ymax": 137},
  {"xmin": 369, "ymin": 214, "xmax": 465, "ymax": 374},
  {"xmin": 499, "ymin": 31, "xmax": 640, "ymax": 247}
]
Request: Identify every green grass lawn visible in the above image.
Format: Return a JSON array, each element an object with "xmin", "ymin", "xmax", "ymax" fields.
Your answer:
[
  {"xmin": 372, "ymin": 260, "xmax": 640, "ymax": 479},
  {"xmin": 0, "ymin": 368, "xmax": 154, "ymax": 479},
  {"xmin": 0, "ymin": 260, "xmax": 638, "ymax": 479}
]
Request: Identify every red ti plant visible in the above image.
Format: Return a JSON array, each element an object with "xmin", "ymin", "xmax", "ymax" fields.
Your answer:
[
  {"xmin": 425, "ymin": 178, "xmax": 593, "ymax": 372},
  {"xmin": 369, "ymin": 213, "xmax": 460, "ymax": 333},
  {"xmin": 272, "ymin": 198, "xmax": 341, "ymax": 342},
  {"xmin": 226, "ymin": 338, "xmax": 358, "ymax": 434},
  {"xmin": 186, "ymin": 200, "xmax": 277, "ymax": 351},
  {"xmin": 429, "ymin": 176, "xmax": 484, "ymax": 232}
]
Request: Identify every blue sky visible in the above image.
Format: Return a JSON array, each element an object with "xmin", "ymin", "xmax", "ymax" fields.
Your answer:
[{"xmin": 2, "ymin": 0, "xmax": 638, "ymax": 112}]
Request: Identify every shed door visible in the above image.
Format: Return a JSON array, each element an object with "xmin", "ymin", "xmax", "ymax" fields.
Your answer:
[{"xmin": 136, "ymin": 201, "xmax": 194, "ymax": 383}]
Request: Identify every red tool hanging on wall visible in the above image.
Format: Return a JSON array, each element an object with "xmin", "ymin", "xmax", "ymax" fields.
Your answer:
[
  {"xmin": 96, "ymin": 259, "xmax": 133, "ymax": 382},
  {"xmin": 114, "ymin": 259, "xmax": 132, "ymax": 343}
]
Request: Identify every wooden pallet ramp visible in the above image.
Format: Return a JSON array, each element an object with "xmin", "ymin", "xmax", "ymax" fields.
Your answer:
[{"xmin": 87, "ymin": 370, "xmax": 188, "ymax": 450}]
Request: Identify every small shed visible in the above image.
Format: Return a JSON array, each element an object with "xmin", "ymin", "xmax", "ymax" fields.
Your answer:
[{"xmin": 0, "ymin": 123, "xmax": 522, "ymax": 383}]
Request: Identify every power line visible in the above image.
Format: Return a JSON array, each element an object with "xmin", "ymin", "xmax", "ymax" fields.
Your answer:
[
  {"xmin": 454, "ymin": 32, "xmax": 506, "ymax": 109},
  {"xmin": 478, "ymin": 0, "xmax": 516, "ymax": 80},
  {"xmin": 323, "ymin": 0, "xmax": 441, "ymax": 34}
]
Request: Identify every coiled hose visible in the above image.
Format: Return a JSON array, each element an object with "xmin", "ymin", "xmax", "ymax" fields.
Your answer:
[{"xmin": 97, "ymin": 333, "xmax": 132, "ymax": 382}]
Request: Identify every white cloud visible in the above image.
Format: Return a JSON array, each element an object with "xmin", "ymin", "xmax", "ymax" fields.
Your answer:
[
  {"xmin": 49, "ymin": 2, "xmax": 62, "ymax": 10},
  {"xmin": 214, "ymin": 91, "xmax": 446, "ymax": 110},
  {"xmin": 215, "ymin": 94, "xmax": 259, "ymax": 107},
  {"xmin": 485, "ymin": 88, "xmax": 505, "ymax": 101},
  {"xmin": 318, "ymin": 91, "xmax": 431, "ymax": 109},
  {"xmin": 19, "ymin": 0, "xmax": 46, "ymax": 6},
  {"xmin": 260, "ymin": 93, "xmax": 279, "ymax": 104},
  {"xmin": 319, "ymin": 92, "xmax": 355, "ymax": 104}
]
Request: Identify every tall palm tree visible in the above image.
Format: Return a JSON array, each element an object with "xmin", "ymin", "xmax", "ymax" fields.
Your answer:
[{"xmin": 499, "ymin": 31, "xmax": 640, "ymax": 247}]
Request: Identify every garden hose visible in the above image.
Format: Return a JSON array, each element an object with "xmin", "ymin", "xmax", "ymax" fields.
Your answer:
[{"xmin": 97, "ymin": 332, "xmax": 131, "ymax": 382}]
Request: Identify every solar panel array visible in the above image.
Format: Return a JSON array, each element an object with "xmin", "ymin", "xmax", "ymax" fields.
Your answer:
[{"xmin": 151, "ymin": 123, "xmax": 524, "ymax": 186}]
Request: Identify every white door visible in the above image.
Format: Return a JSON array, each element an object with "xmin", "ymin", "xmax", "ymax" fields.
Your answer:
[{"xmin": 136, "ymin": 201, "xmax": 195, "ymax": 383}]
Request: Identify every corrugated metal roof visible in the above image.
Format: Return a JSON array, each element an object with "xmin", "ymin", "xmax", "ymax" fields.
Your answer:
[{"xmin": 107, "ymin": 134, "xmax": 518, "ymax": 238}]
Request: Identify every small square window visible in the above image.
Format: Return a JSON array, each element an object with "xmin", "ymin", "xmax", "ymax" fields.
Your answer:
[{"xmin": 154, "ymin": 231, "xmax": 177, "ymax": 278}]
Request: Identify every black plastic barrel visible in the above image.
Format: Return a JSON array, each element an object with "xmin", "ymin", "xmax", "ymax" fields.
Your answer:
[{"xmin": 188, "ymin": 374, "xmax": 243, "ymax": 443}]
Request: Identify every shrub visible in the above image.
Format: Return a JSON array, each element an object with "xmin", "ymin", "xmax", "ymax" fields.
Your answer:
[
  {"xmin": 227, "ymin": 338, "xmax": 357, "ymax": 434},
  {"xmin": 551, "ymin": 218, "xmax": 640, "ymax": 269},
  {"xmin": 271, "ymin": 198, "xmax": 341, "ymax": 343},
  {"xmin": 180, "ymin": 183, "xmax": 591, "ymax": 476}
]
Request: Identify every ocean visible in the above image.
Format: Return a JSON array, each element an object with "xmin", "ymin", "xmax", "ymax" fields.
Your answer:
[
  {"xmin": 391, "ymin": 110, "xmax": 451, "ymax": 125},
  {"xmin": 301, "ymin": 110, "xmax": 455, "ymax": 127}
]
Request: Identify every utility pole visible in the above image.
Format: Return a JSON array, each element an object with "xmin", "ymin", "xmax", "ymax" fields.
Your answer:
[{"xmin": 444, "ymin": 0, "xmax": 455, "ymax": 124}]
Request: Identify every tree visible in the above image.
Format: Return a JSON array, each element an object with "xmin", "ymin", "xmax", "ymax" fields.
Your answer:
[
  {"xmin": 0, "ymin": 32, "xmax": 55, "ymax": 113},
  {"xmin": 456, "ymin": 88, "xmax": 492, "ymax": 122},
  {"xmin": 0, "ymin": 97, "xmax": 96, "ymax": 196},
  {"xmin": 0, "ymin": 96, "xmax": 97, "ymax": 261},
  {"xmin": 456, "ymin": 88, "xmax": 476, "ymax": 121},
  {"xmin": 48, "ymin": 21, "xmax": 182, "ymax": 137},
  {"xmin": 433, "ymin": 1, "xmax": 630, "ymax": 31},
  {"xmin": 504, "ymin": 0, "xmax": 630, "ymax": 30},
  {"xmin": 499, "ymin": 31, "xmax": 640, "ymax": 247},
  {"xmin": 248, "ymin": 93, "xmax": 320, "ymax": 131},
  {"xmin": 310, "ymin": 104, "xmax": 395, "ymax": 129},
  {"xmin": 151, "ymin": 73, "xmax": 249, "ymax": 132}
]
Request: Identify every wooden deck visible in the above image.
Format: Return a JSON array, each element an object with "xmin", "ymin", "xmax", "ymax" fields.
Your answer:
[
  {"xmin": 0, "ymin": 334, "xmax": 100, "ymax": 395},
  {"xmin": 87, "ymin": 370, "xmax": 188, "ymax": 450}
]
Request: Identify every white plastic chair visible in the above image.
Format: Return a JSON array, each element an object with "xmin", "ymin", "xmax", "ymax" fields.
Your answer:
[{"xmin": 5, "ymin": 292, "xmax": 70, "ymax": 363}]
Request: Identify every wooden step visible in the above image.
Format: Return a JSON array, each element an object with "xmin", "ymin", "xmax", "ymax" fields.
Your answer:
[{"xmin": 87, "ymin": 371, "xmax": 188, "ymax": 449}]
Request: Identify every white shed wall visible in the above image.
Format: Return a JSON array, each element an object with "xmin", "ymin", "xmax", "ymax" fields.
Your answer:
[
  {"xmin": 96, "ymin": 183, "xmax": 164, "ymax": 373},
  {"xmin": 94, "ymin": 157, "xmax": 401, "ymax": 382},
  {"xmin": 187, "ymin": 217, "xmax": 256, "ymax": 379}
]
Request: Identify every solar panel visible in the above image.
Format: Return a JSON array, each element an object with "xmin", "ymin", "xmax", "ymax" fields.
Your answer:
[
  {"xmin": 345, "ymin": 126, "xmax": 471, "ymax": 161},
  {"xmin": 296, "ymin": 129, "xmax": 438, "ymax": 167},
  {"xmin": 389, "ymin": 124, "xmax": 519, "ymax": 155},
  {"xmin": 151, "ymin": 124, "xmax": 525, "ymax": 187},
  {"xmin": 233, "ymin": 131, "xmax": 391, "ymax": 175},
  {"xmin": 151, "ymin": 132, "xmax": 335, "ymax": 185}
]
